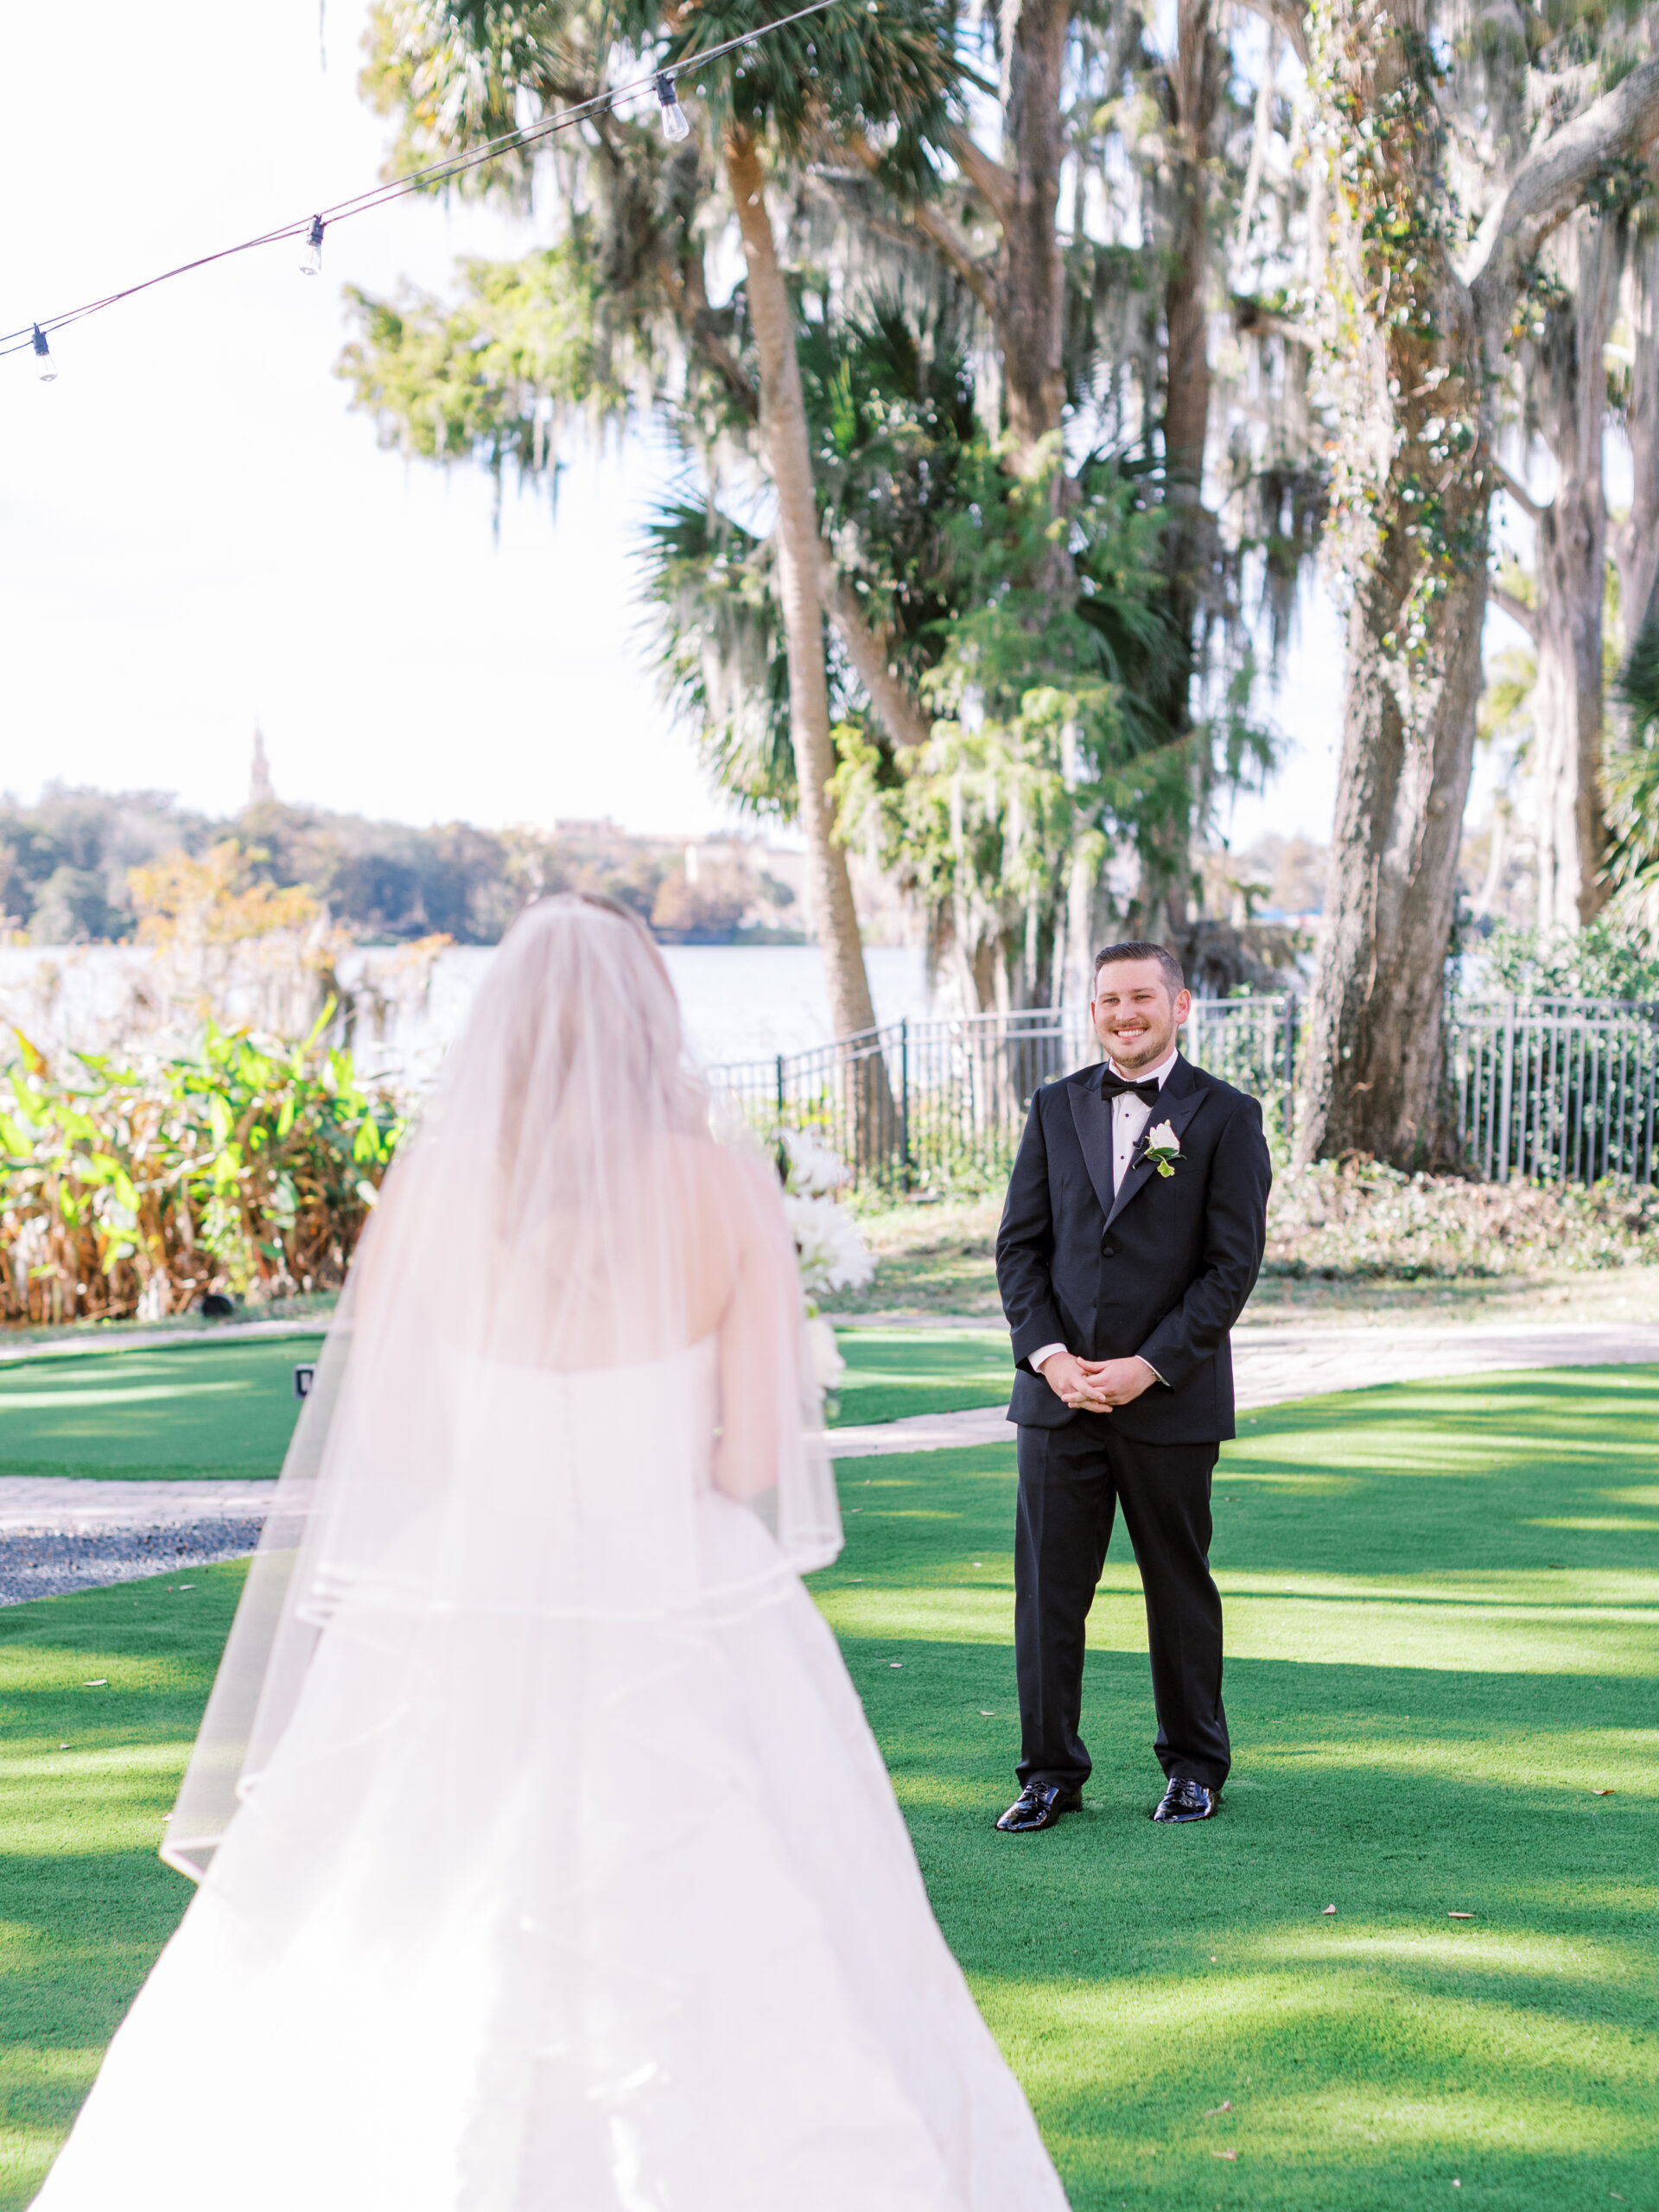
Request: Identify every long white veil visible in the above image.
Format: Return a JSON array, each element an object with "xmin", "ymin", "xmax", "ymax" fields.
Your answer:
[{"xmin": 164, "ymin": 895, "xmax": 841, "ymax": 1880}]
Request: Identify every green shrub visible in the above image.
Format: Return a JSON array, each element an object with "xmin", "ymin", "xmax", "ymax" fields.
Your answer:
[
  {"xmin": 1266, "ymin": 1157, "xmax": 1659, "ymax": 1281},
  {"xmin": 0, "ymin": 1010, "xmax": 404, "ymax": 1325}
]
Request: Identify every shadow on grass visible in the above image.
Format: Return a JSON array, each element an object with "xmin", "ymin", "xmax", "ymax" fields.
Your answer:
[
  {"xmin": 3, "ymin": 1375, "xmax": 1656, "ymax": 2209},
  {"xmin": 833, "ymin": 1629, "xmax": 1659, "ymax": 2210},
  {"xmin": 830, "ymin": 1329, "xmax": 1011, "ymax": 1427},
  {"xmin": 0, "ymin": 1343, "xmax": 323, "ymax": 1480},
  {"xmin": 0, "ymin": 1567, "xmax": 240, "ymax": 2209},
  {"xmin": 818, "ymin": 1370, "xmax": 1659, "ymax": 2209}
]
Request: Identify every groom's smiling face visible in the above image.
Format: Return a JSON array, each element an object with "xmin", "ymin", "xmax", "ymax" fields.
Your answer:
[{"xmin": 1091, "ymin": 958, "xmax": 1192, "ymax": 1072}]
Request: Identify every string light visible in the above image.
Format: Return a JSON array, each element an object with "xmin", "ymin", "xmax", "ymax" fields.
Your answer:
[
  {"xmin": 3, "ymin": 0, "xmax": 843, "ymax": 372},
  {"xmin": 655, "ymin": 72, "xmax": 693, "ymax": 143},
  {"xmin": 31, "ymin": 325, "xmax": 56, "ymax": 381}
]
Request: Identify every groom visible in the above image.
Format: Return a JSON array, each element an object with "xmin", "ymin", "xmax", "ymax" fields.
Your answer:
[{"xmin": 994, "ymin": 943, "xmax": 1271, "ymax": 1833}]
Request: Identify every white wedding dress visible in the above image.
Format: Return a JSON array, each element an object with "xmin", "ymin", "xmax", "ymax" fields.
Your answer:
[{"xmin": 34, "ymin": 1340, "xmax": 1069, "ymax": 2210}]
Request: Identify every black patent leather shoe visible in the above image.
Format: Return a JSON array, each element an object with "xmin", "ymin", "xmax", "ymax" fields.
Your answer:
[
  {"xmin": 1152, "ymin": 1777, "xmax": 1218, "ymax": 1823},
  {"xmin": 995, "ymin": 1783, "xmax": 1084, "ymax": 1833}
]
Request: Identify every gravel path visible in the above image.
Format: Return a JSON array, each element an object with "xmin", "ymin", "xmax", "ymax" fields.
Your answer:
[
  {"xmin": 5, "ymin": 1319, "xmax": 1656, "ymax": 1601},
  {"xmin": 0, "ymin": 1479, "xmax": 275, "ymax": 1605},
  {"xmin": 0, "ymin": 1519, "xmax": 270, "ymax": 1605}
]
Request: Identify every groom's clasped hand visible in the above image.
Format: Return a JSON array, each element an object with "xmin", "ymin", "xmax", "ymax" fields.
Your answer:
[{"xmin": 1038, "ymin": 1351, "xmax": 1157, "ymax": 1414}]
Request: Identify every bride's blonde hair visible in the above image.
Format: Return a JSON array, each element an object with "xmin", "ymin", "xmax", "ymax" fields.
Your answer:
[{"xmin": 162, "ymin": 892, "xmax": 840, "ymax": 1881}]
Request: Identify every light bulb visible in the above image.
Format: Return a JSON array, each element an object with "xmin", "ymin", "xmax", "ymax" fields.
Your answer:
[
  {"xmin": 301, "ymin": 216, "xmax": 325, "ymax": 277},
  {"xmin": 31, "ymin": 324, "xmax": 56, "ymax": 382},
  {"xmin": 655, "ymin": 72, "xmax": 692, "ymax": 143}
]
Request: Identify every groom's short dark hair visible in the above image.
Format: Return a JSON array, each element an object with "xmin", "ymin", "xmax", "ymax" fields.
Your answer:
[{"xmin": 1093, "ymin": 941, "xmax": 1185, "ymax": 995}]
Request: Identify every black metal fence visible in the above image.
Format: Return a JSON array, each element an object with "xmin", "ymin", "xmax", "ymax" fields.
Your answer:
[
  {"xmin": 1450, "ymin": 998, "xmax": 1659, "ymax": 1185},
  {"xmin": 707, "ymin": 997, "xmax": 1295, "ymax": 1195},
  {"xmin": 708, "ymin": 994, "xmax": 1659, "ymax": 1196}
]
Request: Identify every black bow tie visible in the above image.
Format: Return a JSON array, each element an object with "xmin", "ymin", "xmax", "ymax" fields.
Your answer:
[{"xmin": 1100, "ymin": 1072, "xmax": 1161, "ymax": 1105}]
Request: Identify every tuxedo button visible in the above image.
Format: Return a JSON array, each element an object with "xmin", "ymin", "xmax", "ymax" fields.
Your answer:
[{"xmin": 1101, "ymin": 1242, "xmax": 1116, "ymax": 1257}]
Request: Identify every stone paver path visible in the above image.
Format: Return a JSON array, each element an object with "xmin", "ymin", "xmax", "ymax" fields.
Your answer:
[
  {"xmin": 5, "ymin": 1319, "xmax": 1656, "ymax": 1599},
  {"xmin": 826, "ymin": 1319, "xmax": 1659, "ymax": 1458},
  {"xmin": 0, "ymin": 1318, "xmax": 327, "ymax": 1370}
]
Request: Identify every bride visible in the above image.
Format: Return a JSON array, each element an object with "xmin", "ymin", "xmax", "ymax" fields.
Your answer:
[{"xmin": 34, "ymin": 895, "xmax": 1069, "ymax": 2212}]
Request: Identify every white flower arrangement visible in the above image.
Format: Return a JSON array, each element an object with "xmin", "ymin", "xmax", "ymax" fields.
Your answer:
[
  {"xmin": 772, "ymin": 1129, "xmax": 874, "ymax": 1412},
  {"xmin": 780, "ymin": 1191, "xmax": 876, "ymax": 1300},
  {"xmin": 804, "ymin": 1313, "xmax": 847, "ymax": 1393},
  {"xmin": 775, "ymin": 1128, "xmax": 874, "ymax": 1297},
  {"xmin": 777, "ymin": 1126, "xmax": 850, "ymax": 1198}
]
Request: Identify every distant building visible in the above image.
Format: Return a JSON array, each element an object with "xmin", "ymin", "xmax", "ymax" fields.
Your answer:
[{"xmin": 249, "ymin": 729, "xmax": 276, "ymax": 809}]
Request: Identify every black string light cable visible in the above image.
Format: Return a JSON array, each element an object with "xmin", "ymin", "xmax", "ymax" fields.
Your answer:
[{"xmin": 4, "ymin": 0, "xmax": 844, "ymax": 371}]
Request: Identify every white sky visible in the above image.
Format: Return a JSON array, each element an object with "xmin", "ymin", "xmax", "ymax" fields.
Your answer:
[{"xmin": 2, "ymin": 0, "xmax": 1349, "ymax": 848}]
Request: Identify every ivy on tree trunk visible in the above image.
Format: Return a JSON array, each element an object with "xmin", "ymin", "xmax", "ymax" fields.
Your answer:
[{"xmin": 1293, "ymin": 3, "xmax": 1659, "ymax": 1168}]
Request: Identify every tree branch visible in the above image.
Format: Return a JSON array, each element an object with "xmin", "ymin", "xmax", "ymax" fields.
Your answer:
[
  {"xmin": 1490, "ymin": 454, "xmax": 1545, "ymax": 522},
  {"xmin": 1233, "ymin": 0, "xmax": 1308, "ymax": 70},
  {"xmin": 1231, "ymin": 292, "xmax": 1309, "ymax": 345},
  {"xmin": 1466, "ymin": 56, "xmax": 1659, "ymax": 310},
  {"xmin": 946, "ymin": 127, "xmax": 1017, "ymax": 227},
  {"xmin": 819, "ymin": 563, "xmax": 933, "ymax": 751},
  {"xmin": 838, "ymin": 133, "xmax": 1001, "ymax": 317},
  {"xmin": 1492, "ymin": 585, "xmax": 1540, "ymax": 640},
  {"xmin": 660, "ymin": 254, "xmax": 757, "ymax": 419}
]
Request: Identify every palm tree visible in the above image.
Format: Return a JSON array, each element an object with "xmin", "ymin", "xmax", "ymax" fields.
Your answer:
[
  {"xmin": 353, "ymin": 0, "xmax": 950, "ymax": 1067},
  {"xmin": 644, "ymin": 0, "xmax": 954, "ymax": 1039}
]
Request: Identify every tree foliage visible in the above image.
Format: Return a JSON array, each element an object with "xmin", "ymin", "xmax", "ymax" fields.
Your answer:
[{"xmin": 340, "ymin": 0, "xmax": 1311, "ymax": 1015}]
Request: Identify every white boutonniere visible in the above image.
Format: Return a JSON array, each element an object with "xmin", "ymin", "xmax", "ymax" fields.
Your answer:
[{"xmin": 1142, "ymin": 1120, "xmax": 1181, "ymax": 1179}]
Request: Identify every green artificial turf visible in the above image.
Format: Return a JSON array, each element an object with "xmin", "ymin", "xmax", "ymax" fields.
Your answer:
[
  {"xmin": 0, "ymin": 1327, "xmax": 1001, "ymax": 1469},
  {"xmin": 817, "ymin": 1368, "xmax": 1659, "ymax": 2209},
  {"xmin": 0, "ymin": 1339, "xmax": 323, "ymax": 1480},
  {"xmin": 2, "ymin": 1368, "xmax": 1654, "ymax": 2209},
  {"xmin": 830, "ymin": 1327, "xmax": 1010, "ymax": 1427},
  {"xmin": 0, "ymin": 1563, "xmax": 245, "ymax": 2207}
]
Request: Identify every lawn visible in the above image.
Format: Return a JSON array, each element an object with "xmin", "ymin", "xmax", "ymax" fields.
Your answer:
[
  {"xmin": 0, "ymin": 1564, "xmax": 245, "ymax": 2206},
  {"xmin": 0, "ymin": 1329, "xmax": 1014, "ymax": 1482},
  {"xmin": 0, "ymin": 1339, "xmax": 325, "ymax": 1481},
  {"xmin": 1, "ymin": 1368, "xmax": 1655, "ymax": 2208},
  {"xmin": 833, "ymin": 1328, "xmax": 1010, "ymax": 1424}
]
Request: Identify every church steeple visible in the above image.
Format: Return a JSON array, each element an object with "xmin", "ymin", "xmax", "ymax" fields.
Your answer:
[{"xmin": 249, "ymin": 728, "xmax": 276, "ymax": 809}]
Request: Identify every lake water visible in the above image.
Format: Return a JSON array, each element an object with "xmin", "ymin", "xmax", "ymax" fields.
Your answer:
[
  {"xmin": 662, "ymin": 945, "xmax": 931, "ymax": 1066},
  {"xmin": 0, "ymin": 940, "xmax": 933, "ymax": 1084}
]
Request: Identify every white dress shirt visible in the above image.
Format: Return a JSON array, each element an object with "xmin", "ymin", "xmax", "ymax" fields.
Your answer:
[{"xmin": 1029, "ymin": 1044, "xmax": 1179, "ymax": 1382}]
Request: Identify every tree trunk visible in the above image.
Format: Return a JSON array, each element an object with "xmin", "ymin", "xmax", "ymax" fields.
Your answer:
[
  {"xmin": 726, "ymin": 128, "xmax": 878, "ymax": 1047},
  {"xmin": 1161, "ymin": 0, "xmax": 1222, "ymax": 507},
  {"xmin": 1614, "ymin": 227, "xmax": 1659, "ymax": 655},
  {"xmin": 1132, "ymin": 0, "xmax": 1224, "ymax": 944},
  {"xmin": 726, "ymin": 128, "xmax": 897, "ymax": 1171},
  {"xmin": 1296, "ymin": 543, "xmax": 1489, "ymax": 1165},
  {"xmin": 1290, "ymin": 26, "xmax": 1659, "ymax": 1165},
  {"xmin": 1294, "ymin": 20, "xmax": 1491, "ymax": 1167},
  {"xmin": 1531, "ymin": 210, "xmax": 1615, "ymax": 935},
  {"xmin": 995, "ymin": 0, "xmax": 1070, "ymax": 467}
]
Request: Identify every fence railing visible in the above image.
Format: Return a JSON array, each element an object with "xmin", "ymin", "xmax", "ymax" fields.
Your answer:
[
  {"xmin": 1451, "ymin": 997, "xmax": 1659, "ymax": 1185},
  {"xmin": 708, "ymin": 997, "xmax": 1295, "ymax": 1195},
  {"xmin": 708, "ymin": 994, "xmax": 1659, "ymax": 1196}
]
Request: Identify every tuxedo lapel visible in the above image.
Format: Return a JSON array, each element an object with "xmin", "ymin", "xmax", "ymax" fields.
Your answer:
[
  {"xmin": 1103, "ymin": 1056, "xmax": 1208, "ymax": 1231},
  {"xmin": 1066, "ymin": 1070, "xmax": 1117, "ymax": 1223}
]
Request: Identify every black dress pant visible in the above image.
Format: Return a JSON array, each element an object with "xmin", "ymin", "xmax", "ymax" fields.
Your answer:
[{"xmin": 1014, "ymin": 1414, "xmax": 1230, "ymax": 1794}]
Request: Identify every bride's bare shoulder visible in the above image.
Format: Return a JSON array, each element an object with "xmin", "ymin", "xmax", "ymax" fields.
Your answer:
[{"xmin": 650, "ymin": 1132, "xmax": 776, "ymax": 1217}]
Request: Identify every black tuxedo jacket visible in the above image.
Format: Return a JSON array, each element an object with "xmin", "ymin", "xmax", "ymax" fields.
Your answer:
[{"xmin": 996, "ymin": 1053, "xmax": 1272, "ymax": 1444}]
